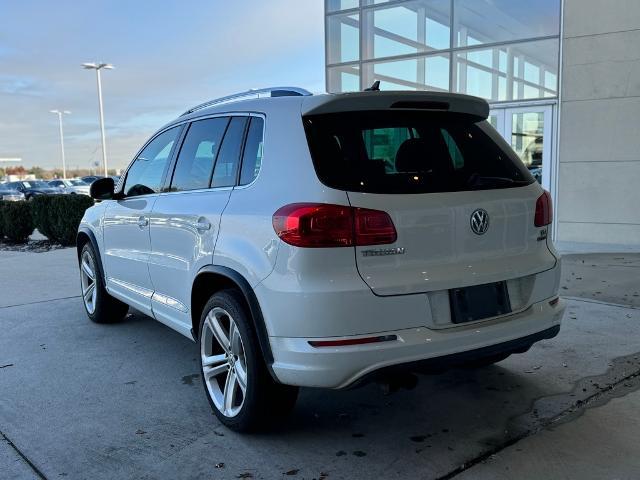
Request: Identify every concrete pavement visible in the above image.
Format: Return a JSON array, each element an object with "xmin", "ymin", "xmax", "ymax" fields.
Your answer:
[{"xmin": 1, "ymin": 248, "xmax": 639, "ymax": 479}]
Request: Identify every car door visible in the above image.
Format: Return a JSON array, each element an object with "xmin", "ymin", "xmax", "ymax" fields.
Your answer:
[
  {"xmin": 148, "ymin": 116, "xmax": 247, "ymax": 337},
  {"xmin": 102, "ymin": 125, "xmax": 182, "ymax": 316}
]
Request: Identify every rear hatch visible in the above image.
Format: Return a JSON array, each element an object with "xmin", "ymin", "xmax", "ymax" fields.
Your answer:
[{"xmin": 303, "ymin": 93, "xmax": 557, "ymax": 296}]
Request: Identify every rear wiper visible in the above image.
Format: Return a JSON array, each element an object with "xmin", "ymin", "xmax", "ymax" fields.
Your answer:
[{"xmin": 467, "ymin": 175, "xmax": 529, "ymax": 189}]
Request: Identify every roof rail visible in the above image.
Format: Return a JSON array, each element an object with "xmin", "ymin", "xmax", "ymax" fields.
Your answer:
[{"xmin": 181, "ymin": 86, "xmax": 312, "ymax": 116}]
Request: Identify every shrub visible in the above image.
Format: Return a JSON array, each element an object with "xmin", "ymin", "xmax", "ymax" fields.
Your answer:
[
  {"xmin": 0, "ymin": 201, "xmax": 6, "ymax": 239},
  {"xmin": 32, "ymin": 194, "xmax": 94, "ymax": 246},
  {"xmin": 1, "ymin": 201, "xmax": 34, "ymax": 243},
  {"xmin": 30, "ymin": 195, "xmax": 56, "ymax": 240}
]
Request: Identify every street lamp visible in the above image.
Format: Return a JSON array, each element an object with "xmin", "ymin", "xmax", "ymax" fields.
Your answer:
[
  {"xmin": 82, "ymin": 62, "xmax": 114, "ymax": 177},
  {"xmin": 49, "ymin": 110, "xmax": 71, "ymax": 178}
]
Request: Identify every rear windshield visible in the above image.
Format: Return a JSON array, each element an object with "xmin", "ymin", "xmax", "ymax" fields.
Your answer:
[{"xmin": 303, "ymin": 111, "xmax": 534, "ymax": 194}]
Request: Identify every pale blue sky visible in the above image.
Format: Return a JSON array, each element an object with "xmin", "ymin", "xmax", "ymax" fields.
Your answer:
[{"xmin": 0, "ymin": 0, "xmax": 325, "ymax": 170}]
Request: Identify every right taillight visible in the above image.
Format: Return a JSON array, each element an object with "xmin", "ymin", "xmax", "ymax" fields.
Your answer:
[
  {"xmin": 273, "ymin": 203, "xmax": 397, "ymax": 248},
  {"xmin": 535, "ymin": 190, "xmax": 553, "ymax": 227}
]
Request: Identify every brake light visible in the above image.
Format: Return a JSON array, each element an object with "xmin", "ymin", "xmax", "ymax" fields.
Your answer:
[
  {"xmin": 273, "ymin": 203, "xmax": 397, "ymax": 248},
  {"xmin": 535, "ymin": 190, "xmax": 553, "ymax": 227}
]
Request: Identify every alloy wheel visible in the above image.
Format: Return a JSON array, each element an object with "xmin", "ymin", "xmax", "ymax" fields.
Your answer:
[
  {"xmin": 201, "ymin": 307, "xmax": 248, "ymax": 417},
  {"xmin": 80, "ymin": 250, "xmax": 97, "ymax": 314}
]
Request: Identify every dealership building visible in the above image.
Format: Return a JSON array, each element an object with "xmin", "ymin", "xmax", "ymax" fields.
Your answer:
[{"xmin": 325, "ymin": 0, "xmax": 640, "ymax": 246}]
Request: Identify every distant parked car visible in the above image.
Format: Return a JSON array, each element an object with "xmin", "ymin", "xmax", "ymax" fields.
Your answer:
[
  {"xmin": 80, "ymin": 176, "xmax": 103, "ymax": 185},
  {"xmin": 48, "ymin": 179, "xmax": 91, "ymax": 195},
  {"xmin": 0, "ymin": 185, "xmax": 25, "ymax": 201},
  {"xmin": 6, "ymin": 181, "xmax": 63, "ymax": 200}
]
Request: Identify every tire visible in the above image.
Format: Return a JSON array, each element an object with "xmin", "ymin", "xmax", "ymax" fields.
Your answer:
[
  {"xmin": 79, "ymin": 243, "xmax": 129, "ymax": 324},
  {"xmin": 198, "ymin": 289, "xmax": 298, "ymax": 432}
]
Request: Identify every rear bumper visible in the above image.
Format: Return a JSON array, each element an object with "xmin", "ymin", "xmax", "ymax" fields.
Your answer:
[{"xmin": 269, "ymin": 297, "xmax": 565, "ymax": 388}]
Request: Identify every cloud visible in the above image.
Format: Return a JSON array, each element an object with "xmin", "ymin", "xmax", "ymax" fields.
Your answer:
[
  {"xmin": 0, "ymin": 0, "xmax": 326, "ymax": 170},
  {"xmin": 0, "ymin": 75, "xmax": 47, "ymax": 96}
]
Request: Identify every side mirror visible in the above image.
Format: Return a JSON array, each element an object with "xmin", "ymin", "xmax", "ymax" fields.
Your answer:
[{"xmin": 90, "ymin": 177, "xmax": 115, "ymax": 200}]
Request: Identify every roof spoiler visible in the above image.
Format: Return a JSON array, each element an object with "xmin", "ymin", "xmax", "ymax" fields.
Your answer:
[{"xmin": 302, "ymin": 91, "xmax": 489, "ymax": 119}]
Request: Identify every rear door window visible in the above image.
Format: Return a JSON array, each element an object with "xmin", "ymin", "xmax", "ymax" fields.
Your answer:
[
  {"xmin": 170, "ymin": 117, "xmax": 229, "ymax": 192},
  {"xmin": 211, "ymin": 117, "xmax": 247, "ymax": 188},
  {"xmin": 304, "ymin": 111, "xmax": 534, "ymax": 194}
]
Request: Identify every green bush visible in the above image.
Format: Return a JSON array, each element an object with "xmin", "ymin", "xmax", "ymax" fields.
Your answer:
[
  {"xmin": 0, "ymin": 201, "xmax": 34, "ymax": 243},
  {"xmin": 0, "ymin": 201, "xmax": 6, "ymax": 239},
  {"xmin": 32, "ymin": 194, "xmax": 94, "ymax": 246},
  {"xmin": 30, "ymin": 195, "xmax": 56, "ymax": 240}
]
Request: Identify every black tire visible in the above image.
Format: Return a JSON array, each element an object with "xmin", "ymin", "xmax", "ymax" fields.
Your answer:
[
  {"xmin": 79, "ymin": 243, "xmax": 129, "ymax": 324},
  {"xmin": 198, "ymin": 289, "xmax": 298, "ymax": 432}
]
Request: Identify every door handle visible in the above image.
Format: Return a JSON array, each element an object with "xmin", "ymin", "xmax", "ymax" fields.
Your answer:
[
  {"xmin": 137, "ymin": 216, "xmax": 149, "ymax": 228},
  {"xmin": 194, "ymin": 220, "xmax": 211, "ymax": 233}
]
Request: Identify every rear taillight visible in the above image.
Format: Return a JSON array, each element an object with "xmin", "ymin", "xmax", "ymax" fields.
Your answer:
[
  {"xmin": 535, "ymin": 190, "xmax": 553, "ymax": 227},
  {"xmin": 273, "ymin": 203, "xmax": 397, "ymax": 248}
]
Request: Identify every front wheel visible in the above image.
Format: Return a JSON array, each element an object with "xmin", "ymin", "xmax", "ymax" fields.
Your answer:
[
  {"xmin": 79, "ymin": 243, "xmax": 129, "ymax": 323},
  {"xmin": 199, "ymin": 289, "xmax": 298, "ymax": 432}
]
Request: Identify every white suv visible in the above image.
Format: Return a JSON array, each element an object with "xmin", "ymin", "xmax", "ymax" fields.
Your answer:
[{"xmin": 78, "ymin": 87, "xmax": 565, "ymax": 431}]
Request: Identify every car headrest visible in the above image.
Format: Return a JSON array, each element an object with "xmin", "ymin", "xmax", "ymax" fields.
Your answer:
[{"xmin": 395, "ymin": 134, "xmax": 453, "ymax": 174}]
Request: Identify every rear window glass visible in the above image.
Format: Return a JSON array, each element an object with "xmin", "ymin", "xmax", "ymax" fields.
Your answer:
[{"xmin": 303, "ymin": 111, "xmax": 534, "ymax": 194}]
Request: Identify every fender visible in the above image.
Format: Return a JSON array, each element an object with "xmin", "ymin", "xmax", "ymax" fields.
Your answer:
[
  {"xmin": 77, "ymin": 226, "xmax": 106, "ymax": 283},
  {"xmin": 195, "ymin": 265, "xmax": 276, "ymax": 377}
]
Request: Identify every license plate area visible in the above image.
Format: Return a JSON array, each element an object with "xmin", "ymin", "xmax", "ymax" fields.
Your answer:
[{"xmin": 449, "ymin": 281, "xmax": 511, "ymax": 324}]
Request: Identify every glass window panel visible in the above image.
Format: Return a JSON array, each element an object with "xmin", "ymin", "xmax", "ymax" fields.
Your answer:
[
  {"xmin": 454, "ymin": 0, "xmax": 560, "ymax": 47},
  {"xmin": 327, "ymin": 65, "xmax": 360, "ymax": 92},
  {"xmin": 327, "ymin": 0, "xmax": 359, "ymax": 12},
  {"xmin": 425, "ymin": 54, "xmax": 449, "ymax": 90},
  {"xmin": 363, "ymin": 0, "xmax": 451, "ymax": 60},
  {"xmin": 170, "ymin": 117, "xmax": 228, "ymax": 192},
  {"xmin": 544, "ymin": 71, "xmax": 557, "ymax": 90},
  {"xmin": 510, "ymin": 111, "xmax": 544, "ymax": 183},
  {"xmin": 524, "ymin": 62, "xmax": 540, "ymax": 83},
  {"xmin": 239, "ymin": 117, "xmax": 264, "ymax": 186},
  {"xmin": 124, "ymin": 127, "xmax": 180, "ymax": 197},
  {"xmin": 455, "ymin": 39, "xmax": 558, "ymax": 101},
  {"xmin": 367, "ymin": 53, "xmax": 450, "ymax": 91},
  {"xmin": 327, "ymin": 13, "xmax": 360, "ymax": 63},
  {"xmin": 211, "ymin": 117, "xmax": 247, "ymax": 188}
]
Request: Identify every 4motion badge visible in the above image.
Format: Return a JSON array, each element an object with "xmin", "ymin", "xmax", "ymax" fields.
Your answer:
[{"xmin": 361, "ymin": 247, "xmax": 406, "ymax": 257}]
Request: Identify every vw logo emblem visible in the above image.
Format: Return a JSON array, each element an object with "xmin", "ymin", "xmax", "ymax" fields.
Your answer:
[{"xmin": 470, "ymin": 209, "xmax": 489, "ymax": 235}]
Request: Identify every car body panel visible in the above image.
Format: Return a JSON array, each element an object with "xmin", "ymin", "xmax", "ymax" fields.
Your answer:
[
  {"xmin": 148, "ymin": 188, "xmax": 232, "ymax": 335},
  {"xmin": 348, "ymin": 182, "xmax": 557, "ymax": 296},
  {"xmin": 102, "ymin": 197, "xmax": 157, "ymax": 316}
]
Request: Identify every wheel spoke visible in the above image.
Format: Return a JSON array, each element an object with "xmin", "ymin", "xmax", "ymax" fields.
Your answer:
[
  {"xmin": 81, "ymin": 258, "xmax": 94, "ymax": 280},
  {"xmin": 202, "ymin": 353, "xmax": 228, "ymax": 379},
  {"xmin": 229, "ymin": 321, "xmax": 241, "ymax": 356},
  {"xmin": 223, "ymin": 369, "xmax": 238, "ymax": 414},
  {"xmin": 83, "ymin": 283, "xmax": 96, "ymax": 303},
  {"xmin": 235, "ymin": 362, "xmax": 247, "ymax": 393},
  {"xmin": 207, "ymin": 311, "xmax": 231, "ymax": 353}
]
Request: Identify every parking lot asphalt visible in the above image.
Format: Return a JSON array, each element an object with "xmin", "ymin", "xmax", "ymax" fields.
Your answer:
[{"xmin": 1, "ymin": 248, "xmax": 640, "ymax": 479}]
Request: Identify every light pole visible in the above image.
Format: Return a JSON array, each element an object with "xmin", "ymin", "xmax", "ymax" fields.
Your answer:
[
  {"xmin": 82, "ymin": 62, "xmax": 114, "ymax": 177},
  {"xmin": 50, "ymin": 110, "xmax": 71, "ymax": 178}
]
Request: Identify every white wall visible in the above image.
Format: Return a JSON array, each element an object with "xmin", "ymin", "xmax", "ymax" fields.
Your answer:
[{"xmin": 557, "ymin": 0, "xmax": 640, "ymax": 245}]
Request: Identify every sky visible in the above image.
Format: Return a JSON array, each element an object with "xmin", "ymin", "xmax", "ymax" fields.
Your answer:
[{"xmin": 0, "ymin": 0, "xmax": 325, "ymax": 172}]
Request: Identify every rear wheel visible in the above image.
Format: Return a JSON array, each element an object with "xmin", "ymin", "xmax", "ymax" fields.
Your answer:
[
  {"xmin": 79, "ymin": 243, "xmax": 129, "ymax": 323},
  {"xmin": 199, "ymin": 289, "xmax": 298, "ymax": 432}
]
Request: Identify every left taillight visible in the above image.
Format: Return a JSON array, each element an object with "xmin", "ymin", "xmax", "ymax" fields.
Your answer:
[
  {"xmin": 535, "ymin": 190, "xmax": 553, "ymax": 227},
  {"xmin": 272, "ymin": 203, "xmax": 397, "ymax": 248}
]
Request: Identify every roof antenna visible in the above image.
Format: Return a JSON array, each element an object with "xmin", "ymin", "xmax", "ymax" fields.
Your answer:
[{"xmin": 364, "ymin": 80, "xmax": 380, "ymax": 91}]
